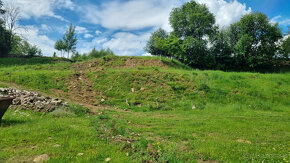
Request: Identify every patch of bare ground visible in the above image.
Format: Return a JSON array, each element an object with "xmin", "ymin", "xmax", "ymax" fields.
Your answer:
[
  {"xmin": 73, "ymin": 57, "xmax": 170, "ymax": 71},
  {"xmin": 122, "ymin": 57, "xmax": 169, "ymax": 68},
  {"xmin": 67, "ymin": 72, "xmax": 98, "ymax": 105},
  {"xmin": 198, "ymin": 159, "xmax": 220, "ymax": 163}
]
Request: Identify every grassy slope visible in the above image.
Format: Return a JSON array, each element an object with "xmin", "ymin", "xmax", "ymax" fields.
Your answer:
[{"xmin": 0, "ymin": 56, "xmax": 289, "ymax": 162}]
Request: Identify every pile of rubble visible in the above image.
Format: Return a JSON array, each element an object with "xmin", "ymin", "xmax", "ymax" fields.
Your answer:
[{"xmin": 0, "ymin": 88, "xmax": 68, "ymax": 112}]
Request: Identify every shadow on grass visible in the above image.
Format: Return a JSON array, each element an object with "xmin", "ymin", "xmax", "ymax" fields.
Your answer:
[{"xmin": 0, "ymin": 119, "xmax": 27, "ymax": 127}]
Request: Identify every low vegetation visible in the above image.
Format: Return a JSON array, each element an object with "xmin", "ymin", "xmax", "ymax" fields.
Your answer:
[{"xmin": 0, "ymin": 56, "xmax": 289, "ymax": 162}]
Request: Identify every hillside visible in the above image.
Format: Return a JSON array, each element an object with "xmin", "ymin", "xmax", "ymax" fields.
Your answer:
[{"xmin": 0, "ymin": 56, "xmax": 289, "ymax": 162}]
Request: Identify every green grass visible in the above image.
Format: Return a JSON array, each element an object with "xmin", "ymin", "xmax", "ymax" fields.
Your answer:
[
  {"xmin": 0, "ymin": 56, "xmax": 289, "ymax": 162},
  {"xmin": 0, "ymin": 106, "xmax": 134, "ymax": 162}
]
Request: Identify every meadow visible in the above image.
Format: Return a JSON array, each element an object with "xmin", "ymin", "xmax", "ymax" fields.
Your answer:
[{"xmin": 0, "ymin": 56, "xmax": 289, "ymax": 162}]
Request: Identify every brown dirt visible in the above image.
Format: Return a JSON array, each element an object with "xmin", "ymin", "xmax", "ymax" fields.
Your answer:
[
  {"xmin": 67, "ymin": 72, "xmax": 98, "ymax": 105},
  {"xmin": 122, "ymin": 57, "xmax": 169, "ymax": 68},
  {"xmin": 73, "ymin": 57, "xmax": 169, "ymax": 72}
]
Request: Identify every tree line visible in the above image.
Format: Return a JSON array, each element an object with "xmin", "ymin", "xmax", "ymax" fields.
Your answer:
[
  {"xmin": 145, "ymin": 0, "xmax": 290, "ymax": 71},
  {"xmin": 53, "ymin": 24, "xmax": 114, "ymax": 61}
]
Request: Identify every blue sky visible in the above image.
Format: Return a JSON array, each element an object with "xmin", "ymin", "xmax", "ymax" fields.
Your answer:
[{"xmin": 3, "ymin": 0, "xmax": 290, "ymax": 56}]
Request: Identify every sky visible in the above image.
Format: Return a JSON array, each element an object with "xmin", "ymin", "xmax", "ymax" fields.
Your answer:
[{"xmin": 2, "ymin": 0, "xmax": 290, "ymax": 56}]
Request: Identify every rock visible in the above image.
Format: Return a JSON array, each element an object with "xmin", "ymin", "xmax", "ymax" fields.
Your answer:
[
  {"xmin": 51, "ymin": 99, "xmax": 62, "ymax": 105},
  {"xmin": 0, "ymin": 88, "xmax": 69, "ymax": 113},
  {"xmin": 53, "ymin": 144, "xmax": 61, "ymax": 148},
  {"xmin": 105, "ymin": 158, "xmax": 111, "ymax": 162},
  {"xmin": 33, "ymin": 154, "xmax": 50, "ymax": 163},
  {"xmin": 77, "ymin": 153, "xmax": 84, "ymax": 156}
]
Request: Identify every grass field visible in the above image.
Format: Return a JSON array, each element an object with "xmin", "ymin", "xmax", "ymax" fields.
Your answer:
[{"xmin": 0, "ymin": 56, "xmax": 289, "ymax": 162}]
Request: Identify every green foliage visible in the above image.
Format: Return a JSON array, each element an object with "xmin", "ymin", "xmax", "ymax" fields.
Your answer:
[
  {"xmin": 169, "ymin": 0, "xmax": 215, "ymax": 39},
  {"xmin": 145, "ymin": 2, "xmax": 287, "ymax": 72},
  {"xmin": 0, "ymin": 25, "xmax": 11, "ymax": 57},
  {"xmin": 55, "ymin": 24, "xmax": 77, "ymax": 58},
  {"xmin": 9, "ymin": 35, "xmax": 42, "ymax": 56},
  {"xmin": 54, "ymin": 39, "xmax": 66, "ymax": 57},
  {"xmin": 144, "ymin": 28, "xmax": 168, "ymax": 57},
  {"xmin": 0, "ymin": 2, "xmax": 11, "ymax": 57},
  {"xmin": 63, "ymin": 24, "xmax": 77, "ymax": 58},
  {"xmin": 71, "ymin": 48, "xmax": 115, "ymax": 62},
  {"xmin": 209, "ymin": 29, "xmax": 233, "ymax": 70},
  {"xmin": 281, "ymin": 35, "xmax": 290, "ymax": 58},
  {"xmin": 169, "ymin": 0, "xmax": 215, "ymax": 69},
  {"xmin": 229, "ymin": 12, "xmax": 283, "ymax": 71}
]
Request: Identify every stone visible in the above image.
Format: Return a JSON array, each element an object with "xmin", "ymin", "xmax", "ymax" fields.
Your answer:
[
  {"xmin": 53, "ymin": 144, "xmax": 61, "ymax": 148},
  {"xmin": 77, "ymin": 153, "xmax": 84, "ymax": 156},
  {"xmin": 33, "ymin": 154, "xmax": 50, "ymax": 163},
  {"xmin": 0, "ymin": 88, "xmax": 69, "ymax": 113}
]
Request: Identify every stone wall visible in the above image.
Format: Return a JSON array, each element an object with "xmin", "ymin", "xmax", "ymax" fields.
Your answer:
[{"xmin": 0, "ymin": 88, "xmax": 68, "ymax": 112}]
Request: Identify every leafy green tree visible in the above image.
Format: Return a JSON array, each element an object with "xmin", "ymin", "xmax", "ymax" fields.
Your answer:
[
  {"xmin": 0, "ymin": 0, "xmax": 12, "ymax": 57},
  {"xmin": 169, "ymin": 0, "xmax": 216, "ymax": 68},
  {"xmin": 63, "ymin": 24, "xmax": 77, "ymax": 58},
  {"xmin": 229, "ymin": 12, "xmax": 283, "ymax": 70},
  {"xmin": 210, "ymin": 29, "xmax": 233, "ymax": 70},
  {"xmin": 281, "ymin": 36, "xmax": 290, "ymax": 58},
  {"xmin": 54, "ymin": 39, "xmax": 65, "ymax": 57},
  {"xmin": 88, "ymin": 48, "xmax": 115, "ymax": 59},
  {"xmin": 169, "ymin": 1, "xmax": 215, "ymax": 39},
  {"xmin": 22, "ymin": 41, "xmax": 41, "ymax": 56},
  {"xmin": 144, "ymin": 28, "xmax": 168, "ymax": 57},
  {"xmin": 71, "ymin": 51, "xmax": 81, "ymax": 61}
]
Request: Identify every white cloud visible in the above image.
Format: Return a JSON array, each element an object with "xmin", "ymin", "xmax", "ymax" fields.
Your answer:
[
  {"xmin": 75, "ymin": 26, "xmax": 89, "ymax": 34},
  {"xmin": 84, "ymin": 33, "xmax": 93, "ymax": 39},
  {"xmin": 16, "ymin": 26, "xmax": 56, "ymax": 56},
  {"xmin": 95, "ymin": 30, "xmax": 102, "ymax": 35},
  {"xmin": 103, "ymin": 32, "xmax": 151, "ymax": 56},
  {"xmin": 80, "ymin": 0, "xmax": 177, "ymax": 31},
  {"xmin": 2, "ymin": 0, "xmax": 74, "ymax": 20},
  {"xmin": 40, "ymin": 24, "xmax": 51, "ymax": 32},
  {"xmin": 271, "ymin": 15, "xmax": 290, "ymax": 26},
  {"xmin": 280, "ymin": 19, "xmax": 290, "ymax": 26},
  {"xmin": 77, "ymin": 0, "xmax": 252, "ymax": 56},
  {"xmin": 80, "ymin": 0, "xmax": 251, "ymax": 31},
  {"xmin": 195, "ymin": 0, "xmax": 251, "ymax": 27},
  {"xmin": 77, "ymin": 37, "xmax": 108, "ymax": 54}
]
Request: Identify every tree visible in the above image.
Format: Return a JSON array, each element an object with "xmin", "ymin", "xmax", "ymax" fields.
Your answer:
[
  {"xmin": 209, "ymin": 29, "xmax": 233, "ymax": 70},
  {"xmin": 144, "ymin": 28, "xmax": 168, "ymax": 57},
  {"xmin": 169, "ymin": 0, "xmax": 216, "ymax": 68},
  {"xmin": 0, "ymin": 0, "xmax": 12, "ymax": 57},
  {"xmin": 54, "ymin": 39, "xmax": 65, "ymax": 57},
  {"xmin": 22, "ymin": 40, "xmax": 41, "ymax": 56},
  {"xmin": 281, "ymin": 36, "xmax": 290, "ymax": 59},
  {"xmin": 2, "ymin": 1, "xmax": 20, "ymax": 33},
  {"xmin": 63, "ymin": 24, "xmax": 77, "ymax": 58},
  {"xmin": 229, "ymin": 12, "xmax": 283, "ymax": 70},
  {"xmin": 169, "ymin": 1, "xmax": 215, "ymax": 39}
]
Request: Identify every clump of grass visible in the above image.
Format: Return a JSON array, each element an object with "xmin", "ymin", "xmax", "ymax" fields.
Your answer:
[{"xmin": 50, "ymin": 107, "xmax": 75, "ymax": 118}]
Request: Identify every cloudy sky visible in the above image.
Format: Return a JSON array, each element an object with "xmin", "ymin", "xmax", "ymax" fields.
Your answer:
[{"xmin": 2, "ymin": 0, "xmax": 290, "ymax": 56}]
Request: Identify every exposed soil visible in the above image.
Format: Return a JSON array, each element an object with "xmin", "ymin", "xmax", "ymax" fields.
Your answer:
[
  {"xmin": 67, "ymin": 72, "xmax": 99, "ymax": 105},
  {"xmin": 122, "ymin": 57, "xmax": 169, "ymax": 68},
  {"xmin": 73, "ymin": 57, "xmax": 169, "ymax": 72}
]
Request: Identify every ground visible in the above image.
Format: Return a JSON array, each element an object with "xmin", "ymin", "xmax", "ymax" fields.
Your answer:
[{"xmin": 0, "ymin": 56, "xmax": 289, "ymax": 162}]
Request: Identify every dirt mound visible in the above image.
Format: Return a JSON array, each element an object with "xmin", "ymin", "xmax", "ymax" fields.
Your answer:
[
  {"xmin": 73, "ymin": 57, "xmax": 169, "ymax": 72},
  {"xmin": 122, "ymin": 57, "xmax": 169, "ymax": 68}
]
